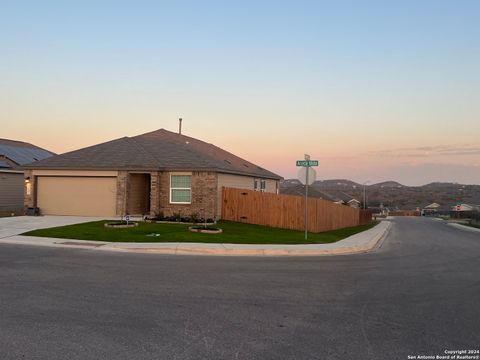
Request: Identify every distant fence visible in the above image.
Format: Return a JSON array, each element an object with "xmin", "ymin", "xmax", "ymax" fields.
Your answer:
[
  {"xmin": 221, "ymin": 187, "xmax": 372, "ymax": 233},
  {"xmin": 389, "ymin": 210, "xmax": 421, "ymax": 216},
  {"xmin": 473, "ymin": 211, "xmax": 480, "ymax": 225}
]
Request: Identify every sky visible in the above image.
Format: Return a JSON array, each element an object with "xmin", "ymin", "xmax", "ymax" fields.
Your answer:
[{"xmin": 1, "ymin": 0, "xmax": 479, "ymax": 185}]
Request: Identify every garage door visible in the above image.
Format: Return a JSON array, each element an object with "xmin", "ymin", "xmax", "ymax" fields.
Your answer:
[{"xmin": 37, "ymin": 177, "xmax": 117, "ymax": 216}]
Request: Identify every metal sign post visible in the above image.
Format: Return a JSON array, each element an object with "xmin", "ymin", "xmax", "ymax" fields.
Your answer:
[{"xmin": 297, "ymin": 154, "xmax": 318, "ymax": 240}]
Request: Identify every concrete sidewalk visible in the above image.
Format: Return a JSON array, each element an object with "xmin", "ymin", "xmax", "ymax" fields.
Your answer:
[{"xmin": 0, "ymin": 221, "xmax": 391, "ymax": 256}]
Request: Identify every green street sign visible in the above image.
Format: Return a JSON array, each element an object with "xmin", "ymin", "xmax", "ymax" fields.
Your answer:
[{"xmin": 296, "ymin": 160, "xmax": 319, "ymax": 167}]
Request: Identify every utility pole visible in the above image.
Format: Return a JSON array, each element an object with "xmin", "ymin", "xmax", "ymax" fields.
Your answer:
[
  {"xmin": 304, "ymin": 155, "xmax": 309, "ymax": 241},
  {"xmin": 362, "ymin": 181, "xmax": 370, "ymax": 209}
]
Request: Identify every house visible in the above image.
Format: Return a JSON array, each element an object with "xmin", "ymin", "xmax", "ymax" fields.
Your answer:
[
  {"xmin": 347, "ymin": 198, "xmax": 361, "ymax": 208},
  {"xmin": 450, "ymin": 203, "xmax": 480, "ymax": 219},
  {"xmin": 0, "ymin": 138, "xmax": 54, "ymax": 215},
  {"xmin": 421, "ymin": 202, "xmax": 444, "ymax": 216},
  {"xmin": 320, "ymin": 190, "xmax": 360, "ymax": 207},
  {"xmin": 22, "ymin": 128, "xmax": 282, "ymax": 218}
]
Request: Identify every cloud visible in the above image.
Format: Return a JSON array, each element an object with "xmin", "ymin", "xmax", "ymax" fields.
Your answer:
[
  {"xmin": 367, "ymin": 144, "xmax": 480, "ymax": 158},
  {"xmin": 377, "ymin": 163, "xmax": 480, "ymax": 186}
]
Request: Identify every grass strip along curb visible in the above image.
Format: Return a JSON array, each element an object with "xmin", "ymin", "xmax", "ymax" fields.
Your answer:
[{"xmin": 22, "ymin": 220, "xmax": 379, "ymax": 245}]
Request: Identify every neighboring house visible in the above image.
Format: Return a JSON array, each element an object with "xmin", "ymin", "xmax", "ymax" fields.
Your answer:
[
  {"xmin": 22, "ymin": 128, "xmax": 282, "ymax": 218},
  {"xmin": 451, "ymin": 203, "xmax": 479, "ymax": 212},
  {"xmin": 450, "ymin": 203, "xmax": 480, "ymax": 219},
  {"xmin": 347, "ymin": 198, "xmax": 361, "ymax": 208},
  {"xmin": 421, "ymin": 202, "xmax": 442, "ymax": 216},
  {"xmin": 0, "ymin": 138, "xmax": 54, "ymax": 215},
  {"xmin": 322, "ymin": 190, "xmax": 360, "ymax": 207}
]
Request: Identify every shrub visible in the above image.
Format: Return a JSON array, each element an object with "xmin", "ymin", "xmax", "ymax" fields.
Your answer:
[
  {"xmin": 173, "ymin": 212, "xmax": 181, "ymax": 222},
  {"xmin": 155, "ymin": 211, "xmax": 165, "ymax": 221},
  {"xmin": 190, "ymin": 212, "xmax": 199, "ymax": 224}
]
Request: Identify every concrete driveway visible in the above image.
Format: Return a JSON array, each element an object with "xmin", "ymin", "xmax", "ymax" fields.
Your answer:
[{"xmin": 0, "ymin": 216, "xmax": 105, "ymax": 239}]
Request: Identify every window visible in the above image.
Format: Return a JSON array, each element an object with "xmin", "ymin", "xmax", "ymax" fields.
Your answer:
[
  {"xmin": 254, "ymin": 179, "xmax": 266, "ymax": 192},
  {"xmin": 260, "ymin": 180, "xmax": 266, "ymax": 192},
  {"xmin": 170, "ymin": 174, "xmax": 192, "ymax": 203}
]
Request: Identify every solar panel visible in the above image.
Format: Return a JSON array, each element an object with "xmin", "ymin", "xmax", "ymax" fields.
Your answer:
[
  {"xmin": 0, "ymin": 144, "xmax": 53, "ymax": 165},
  {"xmin": 0, "ymin": 160, "xmax": 11, "ymax": 168}
]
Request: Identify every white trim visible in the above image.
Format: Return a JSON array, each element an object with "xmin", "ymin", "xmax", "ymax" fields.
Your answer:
[
  {"xmin": 253, "ymin": 178, "xmax": 266, "ymax": 192},
  {"xmin": 0, "ymin": 169, "xmax": 23, "ymax": 174},
  {"xmin": 169, "ymin": 173, "xmax": 192, "ymax": 204}
]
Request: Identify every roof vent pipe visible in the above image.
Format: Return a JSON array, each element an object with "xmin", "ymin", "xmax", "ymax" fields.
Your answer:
[{"xmin": 178, "ymin": 118, "xmax": 182, "ymax": 135}]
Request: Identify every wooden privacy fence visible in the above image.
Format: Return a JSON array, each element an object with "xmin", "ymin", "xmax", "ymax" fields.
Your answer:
[
  {"xmin": 221, "ymin": 187, "xmax": 372, "ymax": 233},
  {"xmin": 389, "ymin": 210, "xmax": 420, "ymax": 216}
]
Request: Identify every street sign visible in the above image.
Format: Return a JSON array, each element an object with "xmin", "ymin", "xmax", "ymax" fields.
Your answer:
[
  {"xmin": 296, "ymin": 160, "xmax": 319, "ymax": 167},
  {"xmin": 297, "ymin": 154, "xmax": 318, "ymax": 241},
  {"xmin": 298, "ymin": 167, "xmax": 316, "ymax": 185}
]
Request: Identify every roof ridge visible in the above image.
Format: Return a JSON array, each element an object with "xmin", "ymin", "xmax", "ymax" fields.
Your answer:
[
  {"xmin": 164, "ymin": 132, "xmax": 274, "ymax": 173},
  {"xmin": 0, "ymin": 138, "xmax": 31, "ymax": 146}
]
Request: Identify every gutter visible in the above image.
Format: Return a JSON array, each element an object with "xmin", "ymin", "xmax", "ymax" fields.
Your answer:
[{"xmin": 20, "ymin": 167, "xmax": 283, "ymax": 181}]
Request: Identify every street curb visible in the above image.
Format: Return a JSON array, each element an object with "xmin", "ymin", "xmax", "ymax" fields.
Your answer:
[
  {"xmin": 447, "ymin": 222, "xmax": 480, "ymax": 233},
  {"xmin": 0, "ymin": 221, "xmax": 392, "ymax": 257}
]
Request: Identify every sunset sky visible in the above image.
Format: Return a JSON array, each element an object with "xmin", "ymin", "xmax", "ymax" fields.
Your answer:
[{"xmin": 1, "ymin": 1, "xmax": 479, "ymax": 185}]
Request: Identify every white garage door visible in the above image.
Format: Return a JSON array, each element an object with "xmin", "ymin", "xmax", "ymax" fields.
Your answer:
[{"xmin": 37, "ymin": 177, "xmax": 117, "ymax": 216}]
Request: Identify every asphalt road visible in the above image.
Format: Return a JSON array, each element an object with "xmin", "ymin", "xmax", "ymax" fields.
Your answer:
[{"xmin": 0, "ymin": 217, "xmax": 479, "ymax": 360}]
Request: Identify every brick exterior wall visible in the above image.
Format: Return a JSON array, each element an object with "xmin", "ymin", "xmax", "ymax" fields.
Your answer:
[
  {"xmin": 114, "ymin": 171, "xmax": 218, "ymax": 219},
  {"xmin": 155, "ymin": 171, "xmax": 218, "ymax": 220},
  {"xmin": 149, "ymin": 171, "xmax": 161, "ymax": 215}
]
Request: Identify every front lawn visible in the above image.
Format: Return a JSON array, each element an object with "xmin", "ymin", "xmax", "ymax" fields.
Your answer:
[
  {"xmin": 465, "ymin": 222, "xmax": 480, "ymax": 229},
  {"xmin": 22, "ymin": 220, "xmax": 378, "ymax": 245}
]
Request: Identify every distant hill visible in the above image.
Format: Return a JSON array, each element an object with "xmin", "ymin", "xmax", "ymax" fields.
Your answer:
[
  {"xmin": 371, "ymin": 181, "xmax": 405, "ymax": 188},
  {"xmin": 280, "ymin": 179, "xmax": 480, "ymax": 210},
  {"xmin": 314, "ymin": 179, "xmax": 361, "ymax": 188}
]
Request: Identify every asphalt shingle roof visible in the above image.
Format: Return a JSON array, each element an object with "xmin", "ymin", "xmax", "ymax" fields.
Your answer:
[{"xmin": 23, "ymin": 129, "xmax": 282, "ymax": 180}]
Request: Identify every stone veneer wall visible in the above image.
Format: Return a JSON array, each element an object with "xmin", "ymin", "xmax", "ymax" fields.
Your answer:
[
  {"xmin": 156, "ymin": 171, "xmax": 218, "ymax": 220},
  {"xmin": 115, "ymin": 171, "xmax": 128, "ymax": 216}
]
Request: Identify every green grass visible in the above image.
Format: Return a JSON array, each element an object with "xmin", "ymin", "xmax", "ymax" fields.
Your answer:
[
  {"xmin": 22, "ymin": 220, "xmax": 379, "ymax": 245},
  {"xmin": 465, "ymin": 222, "xmax": 480, "ymax": 229}
]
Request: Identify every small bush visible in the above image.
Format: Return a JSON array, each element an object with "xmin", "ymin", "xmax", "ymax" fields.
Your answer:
[
  {"xmin": 173, "ymin": 212, "xmax": 182, "ymax": 222},
  {"xmin": 190, "ymin": 212, "xmax": 199, "ymax": 224},
  {"xmin": 190, "ymin": 226, "xmax": 220, "ymax": 231}
]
